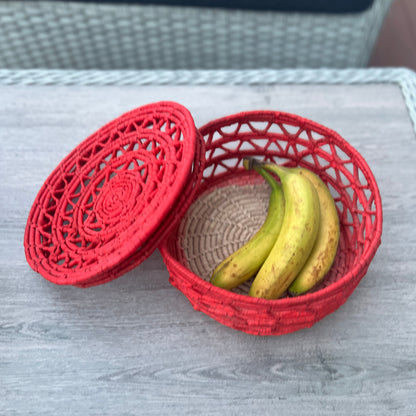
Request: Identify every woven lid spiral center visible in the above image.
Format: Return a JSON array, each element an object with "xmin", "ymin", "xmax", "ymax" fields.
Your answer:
[{"xmin": 24, "ymin": 101, "xmax": 202, "ymax": 286}]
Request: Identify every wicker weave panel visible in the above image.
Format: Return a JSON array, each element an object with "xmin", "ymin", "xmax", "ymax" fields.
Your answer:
[{"xmin": 0, "ymin": 0, "xmax": 392, "ymax": 70}]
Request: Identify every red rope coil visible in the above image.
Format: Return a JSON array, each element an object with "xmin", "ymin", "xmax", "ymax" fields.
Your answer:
[{"xmin": 24, "ymin": 101, "xmax": 203, "ymax": 287}]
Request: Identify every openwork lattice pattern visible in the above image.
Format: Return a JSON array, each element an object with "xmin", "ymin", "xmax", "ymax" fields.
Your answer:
[
  {"xmin": 160, "ymin": 111, "xmax": 383, "ymax": 336},
  {"xmin": 25, "ymin": 101, "xmax": 203, "ymax": 287}
]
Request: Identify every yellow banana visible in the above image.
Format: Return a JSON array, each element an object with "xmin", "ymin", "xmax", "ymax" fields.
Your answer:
[
  {"xmin": 248, "ymin": 160, "xmax": 321, "ymax": 300},
  {"xmin": 210, "ymin": 163, "xmax": 285, "ymax": 290},
  {"xmin": 288, "ymin": 168, "xmax": 340, "ymax": 296}
]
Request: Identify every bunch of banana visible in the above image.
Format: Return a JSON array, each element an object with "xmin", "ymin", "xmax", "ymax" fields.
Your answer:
[{"xmin": 209, "ymin": 157, "xmax": 340, "ymax": 299}]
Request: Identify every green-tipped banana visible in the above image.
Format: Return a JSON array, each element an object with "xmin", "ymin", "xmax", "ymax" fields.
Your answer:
[
  {"xmin": 210, "ymin": 164, "xmax": 285, "ymax": 290},
  {"xmin": 248, "ymin": 160, "xmax": 321, "ymax": 300},
  {"xmin": 288, "ymin": 168, "xmax": 340, "ymax": 296}
]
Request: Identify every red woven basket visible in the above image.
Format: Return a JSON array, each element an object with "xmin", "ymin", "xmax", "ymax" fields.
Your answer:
[
  {"xmin": 159, "ymin": 110, "xmax": 383, "ymax": 336},
  {"xmin": 24, "ymin": 101, "xmax": 204, "ymax": 287}
]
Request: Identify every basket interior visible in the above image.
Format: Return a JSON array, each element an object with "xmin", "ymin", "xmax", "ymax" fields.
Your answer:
[{"xmin": 168, "ymin": 112, "xmax": 381, "ymax": 299}]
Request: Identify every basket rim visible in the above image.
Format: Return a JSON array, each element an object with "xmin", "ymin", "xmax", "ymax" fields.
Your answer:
[{"xmin": 200, "ymin": 108, "xmax": 383, "ymax": 246}]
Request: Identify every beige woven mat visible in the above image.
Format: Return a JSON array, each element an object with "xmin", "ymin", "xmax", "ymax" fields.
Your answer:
[{"xmin": 178, "ymin": 182, "xmax": 270, "ymax": 295}]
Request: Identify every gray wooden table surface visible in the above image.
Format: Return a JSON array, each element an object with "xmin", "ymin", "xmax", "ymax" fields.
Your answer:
[{"xmin": 1, "ymin": 76, "xmax": 415, "ymax": 415}]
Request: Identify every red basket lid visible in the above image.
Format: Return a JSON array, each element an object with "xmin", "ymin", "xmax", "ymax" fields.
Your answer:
[{"xmin": 24, "ymin": 101, "xmax": 204, "ymax": 287}]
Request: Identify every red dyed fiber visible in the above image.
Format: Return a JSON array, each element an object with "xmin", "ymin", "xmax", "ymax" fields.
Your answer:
[
  {"xmin": 24, "ymin": 102, "xmax": 203, "ymax": 287},
  {"xmin": 159, "ymin": 110, "xmax": 383, "ymax": 336},
  {"xmin": 24, "ymin": 104, "xmax": 382, "ymax": 335}
]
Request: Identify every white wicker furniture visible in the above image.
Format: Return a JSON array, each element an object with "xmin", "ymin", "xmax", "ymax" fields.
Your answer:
[{"xmin": 0, "ymin": 0, "xmax": 392, "ymax": 70}]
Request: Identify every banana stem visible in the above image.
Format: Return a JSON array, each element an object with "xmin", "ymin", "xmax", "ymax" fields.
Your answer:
[
  {"xmin": 243, "ymin": 157, "xmax": 289, "ymax": 184},
  {"xmin": 255, "ymin": 166, "xmax": 280, "ymax": 191},
  {"xmin": 242, "ymin": 157, "xmax": 261, "ymax": 171},
  {"xmin": 243, "ymin": 157, "xmax": 277, "ymax": 189}
]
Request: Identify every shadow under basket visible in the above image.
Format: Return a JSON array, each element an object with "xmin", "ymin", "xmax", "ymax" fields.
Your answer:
[{"xmin": 159, "ymin": 110, "xmax": 383, "ymax": 336}]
